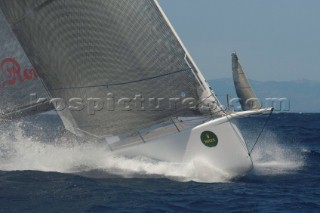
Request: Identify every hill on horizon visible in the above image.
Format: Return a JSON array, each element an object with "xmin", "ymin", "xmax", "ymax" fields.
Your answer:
[{"xmin": 208, "ymin": 78, "xmax": 320, "ymax": 113}]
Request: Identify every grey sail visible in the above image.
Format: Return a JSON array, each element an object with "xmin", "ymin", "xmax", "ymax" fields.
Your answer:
[
  {"xmin": 0, "ymin": 9, "xmax": 51, "ymax": 118},
  {"xmin": 232, "ymin": 53, "xmax": 261, "ymax": 111},
  {"xmin": 0, "ymin": 0, "xmax": 224, "ymax": 140}
]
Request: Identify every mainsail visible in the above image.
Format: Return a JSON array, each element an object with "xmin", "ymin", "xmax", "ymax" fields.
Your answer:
[
  {"xmin": 232, "ymin": 53, "xmax": 261, "ymax": 111},
  {"xmin": 0, "ymin": 0, "xmax": 224, "ymax": 139},
  {"xmin": 0, "ymin": 9, "xmax": 51, "ymax": 118}
]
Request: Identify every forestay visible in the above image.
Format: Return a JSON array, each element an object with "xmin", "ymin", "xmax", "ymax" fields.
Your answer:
[{"xmin": 0, "ymin": 0, "xmax": 224, "ymax": 138}]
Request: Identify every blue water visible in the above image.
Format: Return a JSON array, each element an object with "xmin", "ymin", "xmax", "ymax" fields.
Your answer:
[{"xmin": 0, "ymin": 113, "xmax": 319, "ymax": 212}]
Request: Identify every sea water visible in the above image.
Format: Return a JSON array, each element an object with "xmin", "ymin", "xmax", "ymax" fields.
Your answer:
[{"xmin": 0, "ymin": 113, "xmax": 319, "ymax": 212}]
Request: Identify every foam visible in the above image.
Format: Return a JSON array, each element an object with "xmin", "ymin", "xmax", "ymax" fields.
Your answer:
[
  {"xmin": 0, "ymin": 121, "xmax": 230, "ymax": 183},
  {"xmin": 250, "ymin": 131, "xmax": 305, "ymax": 175},
  {"xmin": 0, "ymin": 121, "xmax": 305, "ymax": 182}
]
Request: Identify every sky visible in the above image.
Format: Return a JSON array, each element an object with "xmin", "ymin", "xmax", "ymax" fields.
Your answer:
[{"xmin": 159, "ymin": 0, "xmax": 320, "ymax": 82}]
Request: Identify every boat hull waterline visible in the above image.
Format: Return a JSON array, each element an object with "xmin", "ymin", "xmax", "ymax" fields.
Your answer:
[{"xmin": 115, "ymin": 109, "xmax": 271, "ymax": 179}]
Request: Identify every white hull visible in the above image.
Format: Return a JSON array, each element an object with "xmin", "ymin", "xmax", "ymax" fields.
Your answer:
[{"xmin": 114, "ymin": 109, "xmax": 271, "ymax": 178}]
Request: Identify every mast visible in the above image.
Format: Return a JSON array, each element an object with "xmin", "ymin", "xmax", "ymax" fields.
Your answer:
[
  {"xmin": 153, "ymin": 0, "xmax": 224, "ymax": 116},
  {"xmin": 0, "ymin": 0, "xmax": 224, "ymax": 140}
]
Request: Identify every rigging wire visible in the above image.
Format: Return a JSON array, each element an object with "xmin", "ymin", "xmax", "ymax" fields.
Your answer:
[{"xmin": 249, "ymin": 108, "xmax": 274, "ymax": 156}]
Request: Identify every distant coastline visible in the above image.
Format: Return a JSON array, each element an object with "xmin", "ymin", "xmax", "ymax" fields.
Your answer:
[{"xmin": 209, "ymin": 78, "xmax": 320, "ymax": 113}]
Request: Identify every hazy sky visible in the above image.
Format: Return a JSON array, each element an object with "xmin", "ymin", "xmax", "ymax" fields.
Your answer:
[{"xmin": 159, "ymin": 0, "xmax": 320, "ymax": 81}]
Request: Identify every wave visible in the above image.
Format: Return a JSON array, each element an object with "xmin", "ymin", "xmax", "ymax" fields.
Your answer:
[
  {"xmin": 0, "ymin": 119, "xmax": 307, "ymax": 183},
  {"xmin": 250, "ymin": 131, "xmax": 305, "ymax": 175},
  {"xmin": 0, "ymin": 121, "xmax": 230, "ymax": 183}
]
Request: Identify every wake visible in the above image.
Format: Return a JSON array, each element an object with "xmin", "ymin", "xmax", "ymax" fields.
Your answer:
[
  {"xmin": 250, "ymin": 131, "xmax": 305, "ymax": 175},
  {"xmin": 0, "ymin": 121, "xmax": 229, "ymax": 183},
  {"xmin": 0, "ymin": 120, "xmax": 306, "ymax": 183}
]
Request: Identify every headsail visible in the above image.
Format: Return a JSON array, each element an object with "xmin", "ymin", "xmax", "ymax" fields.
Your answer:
[
  {"xmin": 0, "ymin": 0, "xmax": 224, "ymax": 138},
  {"xmin": 0, "ymin": 10, "xmax": 51, "ymax": 118},
  {"xmin": 232, "ymin": 53, "xmax": 261, "ymax": 111}
]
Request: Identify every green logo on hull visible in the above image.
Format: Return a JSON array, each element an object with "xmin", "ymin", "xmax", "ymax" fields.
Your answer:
[{"xmin": 201, "ymin": 131, "xmax": 218, "ymax": 147}]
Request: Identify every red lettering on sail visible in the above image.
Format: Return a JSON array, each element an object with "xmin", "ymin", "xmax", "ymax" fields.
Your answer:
[{"xmin": 0, "ymin": 58, "xmax": 38, "ymax": 89}]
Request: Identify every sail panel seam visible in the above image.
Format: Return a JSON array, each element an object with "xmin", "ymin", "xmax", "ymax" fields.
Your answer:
[{"xmin": 49, "ymin": 67, "xmax": 192, "ymax": 91}]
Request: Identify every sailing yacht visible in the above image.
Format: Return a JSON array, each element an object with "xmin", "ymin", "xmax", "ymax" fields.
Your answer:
[
  {"xmin": 232, "ymin": 53, "xmax": 262, "ymax": 111},
  {"xmin": 0, "ymin": 0, "xmax": 271, "ymax": 178}
]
